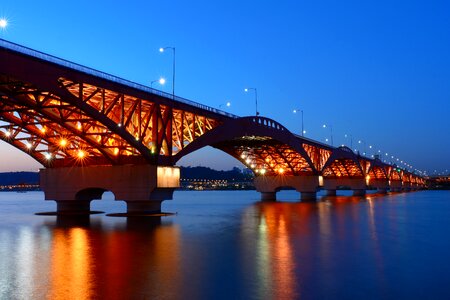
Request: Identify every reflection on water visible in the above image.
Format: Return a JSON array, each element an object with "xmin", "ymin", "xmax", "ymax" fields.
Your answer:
[{"xmin": 1, "ymin": 191, "xmax": 450, "ymax": 299}]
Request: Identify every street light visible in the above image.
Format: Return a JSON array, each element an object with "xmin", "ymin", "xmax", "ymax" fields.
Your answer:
[
  {"xmin": 358, "ymin": 140, "xmax": 366, "ymax": 155},
  {"xmin": 219, "ymin": 101, "xmax": 231, "ymax": 109},
  {"xmin": 150, "ymin": 77, "xmax": 166, "ymax": 89},
  {"xmin": 344, "ymin": 134, "xmax": 353, "ymax": 149},
  {"xmin": 244, "ymin": 87, "xmax": 259, "ymax": 116},
  {"xmin": 0, "ymin": 19, "xmax": 7, "ymax": 29},
  {"xmin": 293, "ymin": 108, "xmax": 304, "ymax": 136},
  {"xmin": 159, "ymin": 46, "xmax": 175, "ymax": 99},
  {"xmin": 322, "ymin": 124, "xmax": 333, "ymax": 146}
]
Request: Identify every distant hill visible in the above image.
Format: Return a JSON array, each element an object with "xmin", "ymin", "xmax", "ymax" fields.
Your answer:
[{"xmin": 0, "ymin": 172, "xmax": 39, "ymax": 185}]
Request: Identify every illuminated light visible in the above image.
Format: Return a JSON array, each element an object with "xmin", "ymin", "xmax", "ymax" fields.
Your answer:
[
  {"xmin": 117, "ymin": 123, "xmax": 122, "ymax": 127},
  {"xmin": 250, "ymin": 164, "xmax": 255, "ymax": 169},
  {"xmin": 26, "ymin": 142, "xmax": 32, "ymax": 149},
  {"xmin": 40, "ymin": 127, "xmax": 46, "ymax": 133},
  {"xmin": 77, "ymin": 122, "xmax": 82, "ymax": 130},
  {"xmin": 260, "ymin": 169, "xmax": 266, "ymax": 175},
  {"xmin": 59, "ymin": 139, "xmax": 68, "ymax": 147},
  {"xmin": 322, "ymin": 124, "xmax": 326, "ymax": 128},
  {"xmin": 255, "ymin": 169, "xmax": 259, "ymax": 173},
  {"xmin": 77, "ymin": 150, "xmax": 86, "ymax": 159},
  {"xmin": 325, "ymin": 138, "xmax": 329, "ymax": 142},
  {"xmin": 114, "ymin": 148, "xmax": 119, "ymax": 155},
  {"xmin": 45, "ymin": 153, "xmax": 52, "ymax": 160},
  {"xmin": 5, "ymin": 131, "xmax": 11, "ymax": 137},
  {"xmin": 358, "ymin": 140, "xmax": 362, "ymax": 144},
  {"xmin": 244, "ymin": 88, "xmax": 249, "ymax": 92},
  {"xmin": 159, "ymin": 77, "xmax": 166, "ymax": 85},
  {"xmin": 278, "ymin": 168, "xmax": 284, "ymax": 174},
  {"xmin": 159, "ymin": 47, "xmax": 165, "ymax": 52},
  {"xmin": 265, "ymin": 157, "xmax": 270, "ymax": 162},
  {"xmin": 226, "ymin": 101, "xmax": 231, "ymax": 107},
  {"xmin": 303, "ymin": 130, "xmax": 307, "ymax": 134},
  {"xmin": 245, "ymin": 158, "xmax": 251, "ymax": 164},
  {"xmin": 135, "ymin": 135, "xmax": 140, "ymax": 141},
  {"xmin": 0, "ymin": 19, "xmax": 7, "ymax": 29},
  {"xmin": 240, "ymin": 154, "xmax": 246, "ymax": 159},
  {"xmin": 369, "ymin": 145, "xmax": 372, "ymax": 149}
]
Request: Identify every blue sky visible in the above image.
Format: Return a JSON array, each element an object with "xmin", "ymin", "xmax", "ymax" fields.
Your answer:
[{"xmin": 0, "ymin": 0, "xmax": 449, "ymax": 175}]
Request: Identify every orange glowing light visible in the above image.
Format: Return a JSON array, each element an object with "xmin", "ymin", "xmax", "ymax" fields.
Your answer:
[
  {"xmin": 59, "ymin": 139, "xmax": 68, "ymax": 147},
  {"xmin": 77, "ymin": 150, "xmax": 86, "ymax": 159}
]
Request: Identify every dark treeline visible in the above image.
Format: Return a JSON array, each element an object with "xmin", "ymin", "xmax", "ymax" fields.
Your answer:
[
  {"xmin": 0, "ymin": 172, "xmax": 39, "ymax": 185},
  {"xmin": 180, "ymin": 166, "xmax": 253, "ymax": 181}
]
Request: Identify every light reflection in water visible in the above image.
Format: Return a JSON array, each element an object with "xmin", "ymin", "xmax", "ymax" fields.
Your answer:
[
  {"xmin": 244, "ymin": 203, "xmax": 301, "ymax": 300},
  {"xmin": 48, "ymin": 228, "xmax": 94, "ymax": 299},
  {"xmin": 0, "ymin": 216, "xmax": 181, "ymax": 300}
]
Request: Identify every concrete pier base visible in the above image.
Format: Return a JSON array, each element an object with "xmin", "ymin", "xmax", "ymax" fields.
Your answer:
[
  {"xmin": 377, "ymin": 188, "xmax": 388, "ymax": 194},
  {"xmin": 324, "ymin": 177, "xmax": 366, "ymax": 197},
  {"xmin": 390, "ymin": 180, "xmax": 402, "ymax": 193},
  {"xmin": 352, "ymin": 189, "xmax": 366, "ymax": 196},
  {"xmin": 254, "ymin": 175, "xmax": 319, "ymax": 203},
  {"xmin": 125, "ymin": 201, "xmax": 162, "ymax": 214},
  {"xmin": 301, "ymin": 192, "xmax": 317, "ymax": 202},
  {"xmin": 261, "ymin": 192, "xmax": 277, "ymax": 201},
  {"xmin": 56, "ymin": 200, "xmax": 92, "ymax": 213},
  {"xmin": 40, "ymin": 165, "xmax": 179, "ymax": 215},
  {"xmin": 326, "ymin": 189, "xmax": 337, "ymax": 196}
]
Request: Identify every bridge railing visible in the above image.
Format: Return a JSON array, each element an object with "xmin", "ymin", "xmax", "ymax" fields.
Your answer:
[{"xmin": 0, "ymin": 39, "xmax": 238, "ymax": 119}]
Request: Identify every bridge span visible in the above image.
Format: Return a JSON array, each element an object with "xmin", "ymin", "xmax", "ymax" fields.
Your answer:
[{"xmin": 0, "ymin": 39, "xmax": 425, "ymax": 215}]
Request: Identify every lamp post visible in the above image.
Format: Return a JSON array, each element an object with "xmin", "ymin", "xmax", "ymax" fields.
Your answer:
[
  {"xmin": 150, "ymin": 77, "xmax": 166, "ymax": 89},
  {"xmin": 244, "ymin": 87, "xmax": 259, "ymax": 116},
  {"xmin": 344, "ymin": 134, "xmax": 353, "ymax": 149},
  {"xmin": 322, "ymin": 124, "xmax": 333, "ymax": 146},
  {"xmin": 0, "ymin": 18, "xmax": 7, "ymax": 29},
  {"xmin": 293, "ymin": 109, "xmax": 304, "ymax": 136},
  {"xmin": 219, "ymin": 101, "xmax": 231, "ymax": 109},
  {"xmin": 159, "ymin": 47, "xmax": 175, "ymax": 99},
  {"xmin": 358, "ymin": 140, "xmax": 366, "ymax": 155}
]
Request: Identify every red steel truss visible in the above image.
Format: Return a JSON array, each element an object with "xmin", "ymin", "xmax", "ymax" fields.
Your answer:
[{"xmin": 0, "ymin": 39, "xmax": 425, "ymax": 183}]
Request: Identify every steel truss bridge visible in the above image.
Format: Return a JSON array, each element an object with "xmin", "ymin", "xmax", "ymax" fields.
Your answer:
[{"xmin": 0, "ymin": 39, "xmax": 425, "ymax": 215}]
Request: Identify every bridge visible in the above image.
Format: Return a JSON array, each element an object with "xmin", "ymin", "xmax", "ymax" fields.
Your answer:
[{"xmin": 0, "ymin": 39, "xmax": 426, "ymax": 215}]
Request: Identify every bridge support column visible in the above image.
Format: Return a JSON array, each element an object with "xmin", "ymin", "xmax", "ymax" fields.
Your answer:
[
  {"xmin": 301, "ymin": 192, "xmax": 317, "ymax": 202},
  {"xmin": 254, "ymin": 175, "xmax": 319, "ymax": 202},
  {"xmin": 323, "ymin": 177, "xmax": 366, "ymax": 197},
  {"xmin": 261, "ymin": 192, "xmax": 277, "ymax": 201},
  {"xmin": 352, "ymin": 189, "xmax": 366, "ymax": 196},
  {"xmin": 390, "ymin": 180, "xmax": 402, "ymax": 192},
  {"xmin": 402, "ymin": 182, "xmax": 411, "ymax": 192},
  {"xmin": 377, "ymin": 188, "xmax": 388, "ymax": 194},
  {"xmin": 369, "ymin": 178, "xmax": 389, "ymax": 194},
  {"xmin": 40, "ymin": 165, "xmax": 179, "ymax": 215},
  {"xmin": 325, "ymin": 189, "xmax": 337, "ymax": 196},
  {"xmin": 55, "ymin": 200, "xmax": 92, "ymax": 213}
]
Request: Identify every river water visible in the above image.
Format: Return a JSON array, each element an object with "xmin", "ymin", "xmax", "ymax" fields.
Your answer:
[{"xmin": 0, "ymin": 190, "xmax": 449, "ymax": 300}]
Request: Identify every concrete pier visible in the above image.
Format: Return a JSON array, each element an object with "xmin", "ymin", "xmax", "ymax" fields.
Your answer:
[
  {"xmin": 254, "ymin": 175, "xmax": 319, "ymax": 202},
  {"xmin": 40, "ymin": 165, "xmax": 180, "ymax": 214}
]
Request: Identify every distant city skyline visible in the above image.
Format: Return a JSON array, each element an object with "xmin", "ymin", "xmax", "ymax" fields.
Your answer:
[{"xmin": 0, "ymin": 0, "xmax": 449, "ymax": 174}]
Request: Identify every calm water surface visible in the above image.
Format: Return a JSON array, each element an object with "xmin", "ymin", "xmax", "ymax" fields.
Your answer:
[{"xmin": 0, "ymin": 190, "xmax": 450, "ymax": 299}]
